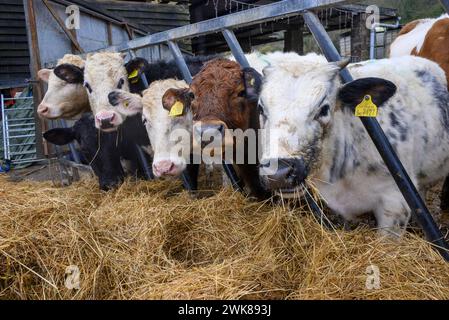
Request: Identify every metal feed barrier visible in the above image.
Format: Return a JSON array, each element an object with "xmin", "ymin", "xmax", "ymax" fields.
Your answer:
[{"xmin": 84, "ymin": 0, "xmax": 449, "ymax": 260}]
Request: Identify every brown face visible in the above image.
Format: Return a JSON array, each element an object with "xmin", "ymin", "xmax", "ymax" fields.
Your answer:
[{"xmin": 163, "ymin": 59, "xmax": 262, "ymax": 151}]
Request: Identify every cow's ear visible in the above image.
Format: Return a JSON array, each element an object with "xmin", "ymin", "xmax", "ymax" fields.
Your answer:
[
  {"xmin": 54, "ymin": 64, "xmax": 84, "ymax": 84},
  {"xmin": 338, "ymin": 77, "xmax": 397, "ymax": 108},
  {"xmin": 242, "ymin": 67, "xmax": 263, "ymax": 102},
  {"xmin": 162, "ymin": 88, "xmax": 191, "ymax": 114},
  {"xmin": 125, "ymin": 58, "xmax": 149, "ymax": 82},
  {"xmin": 37, "ymin": 68, "xmax": 51, "ymax": 83},
  {"xmin": 43, "ymin": 128, "xmax": 76, "ymax": 145}
]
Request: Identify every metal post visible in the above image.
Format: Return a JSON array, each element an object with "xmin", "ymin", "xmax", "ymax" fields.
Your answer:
[
  {"xmin": 1, "ymin": 95, "xmax": 8, "ymax": 161},
  {"xmin": 440, "ymin": 0, "xmax": 449, "ymax": 13},
  {"xmin": 369, "ymin": 20, "xmax": 401, "ymax": 60},
  {"xmin": 222, "ymin": 29, "xmax": 250, "ymax": 68},
  {"xmin": 167, "ymin": 41, "xmax": 193, "ymax": 83},
  {"xmin": 303, "ymin": 11, "xmax": 449, "ymax": 261}
]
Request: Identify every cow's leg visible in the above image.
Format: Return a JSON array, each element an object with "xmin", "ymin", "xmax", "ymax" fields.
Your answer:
[{"xmin": 374, "ymin": 188, "xmax": 411, "ymax": 237}]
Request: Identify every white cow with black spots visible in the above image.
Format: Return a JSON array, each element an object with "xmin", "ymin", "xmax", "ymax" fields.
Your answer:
[{"xmin": 258, "ymin": 53, "xmax": 449, "ymax": 236}]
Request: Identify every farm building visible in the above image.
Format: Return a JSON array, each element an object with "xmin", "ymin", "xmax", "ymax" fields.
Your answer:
[{"xmin": 1, "ymin": 0, "xmax": 449, "ymax": 301}]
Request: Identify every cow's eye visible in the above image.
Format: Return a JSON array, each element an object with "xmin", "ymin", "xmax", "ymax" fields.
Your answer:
[
  {"xmin": 188, "ymin": 92, "xmax": 195, "ymax": 100},
  {"xmin": 117, "ymin": 78, "xmax": 125, "ymax": 89},
  {"xmin": 84, "ymin": 81, "xmax": 92, "ymax": 94},
  {"xmin": 238, "ymin": 91, "xmax": 246, "ymax": 98},
  {"xmin": 316, "ymin": 104, "xmax": 330, "ymax": 119}
]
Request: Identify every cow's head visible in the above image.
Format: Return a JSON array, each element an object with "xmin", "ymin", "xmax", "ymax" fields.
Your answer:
[
  {"xmin": 43, "ymin": 114, "xmax": 125, "ymax": 190},
  {"xmin": 164, "ymin": 59, "xmax": 262, "ymax": 152},
  {"xmin": 37, "ymin": 54, "xmax": 90, "ymax": 119},
  {"xmin": 258, "ymin": 54, "xmax": 397, "ymax": 193},
  {"xmin": 54, "ymin": 52, "xmax": 130, "ymax": 131},
  {"xmin": 108, "ymin": 79, "xmax": 191, "ymax": 178}
]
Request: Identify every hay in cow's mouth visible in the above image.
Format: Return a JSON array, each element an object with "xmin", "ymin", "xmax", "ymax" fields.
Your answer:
[{"xmin": 0, "ymin": 175, "xmax": 449, "ymax": 300}]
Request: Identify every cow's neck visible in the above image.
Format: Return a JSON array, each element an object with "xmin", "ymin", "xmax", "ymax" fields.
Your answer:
[{"xmin": 316, "ymin": 109, "xmax": 361, "ymax": 185}]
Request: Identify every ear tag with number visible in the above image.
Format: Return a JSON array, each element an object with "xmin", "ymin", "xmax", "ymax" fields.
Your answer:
[
  {"xmin": 128, "ymin": 69, "xmax": 139, "ymax": 84},
  {"xmin": 169, "ymin": 101, "xmax": 184, "ymax": 117},
  {"xmin": 355, "ymin": 95, "xmax": 378, "ymax": 117}
]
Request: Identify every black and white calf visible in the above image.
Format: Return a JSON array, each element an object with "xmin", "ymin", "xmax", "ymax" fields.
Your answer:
[
  {"xmin": 44, "ymin": 113, "xmax": 152, "ymax": 191},
  {"xmin": 258, "ymin": 53, "xmax": 449, "ymax": 236}
]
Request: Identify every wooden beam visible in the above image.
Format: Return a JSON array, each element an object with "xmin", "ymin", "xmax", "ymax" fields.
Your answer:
[
  {"xmin": 23, "ymin": 0, "xmax": 47, "ymax": 157},
  {"xmin": 42, "ymin": 0, "xmax": 85, "ymax": 53}
]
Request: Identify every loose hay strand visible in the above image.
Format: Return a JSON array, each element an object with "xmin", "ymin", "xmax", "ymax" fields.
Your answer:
[{"xmin": 0, "ymin": 176, "xmax": 448, "ymax": 300}]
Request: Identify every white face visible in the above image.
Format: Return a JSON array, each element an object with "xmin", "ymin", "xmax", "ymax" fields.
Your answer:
[
  {"xmin": 109, "ymin": 79, "xmax": 191, "ymax": 178},
  {"xmin": 259, "ymin": 58, "xmax": 340, "ymax": 175},
  {"xmin": 83, "ymin": 52, "xmax": 129, "ymax": 132},
  {"xmin": 37, "ymin": 69, "xmax": 89, "ymax": 119}
]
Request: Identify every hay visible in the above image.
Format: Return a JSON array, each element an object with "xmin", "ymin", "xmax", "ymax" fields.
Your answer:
[{"xmin": 0, "ymin": 175, "xmax": 448, "ymax": 300}]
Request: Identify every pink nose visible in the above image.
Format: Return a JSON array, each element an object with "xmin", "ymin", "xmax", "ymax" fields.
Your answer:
[
  {"xmin": 96, "ymin": 111, "xmax": 116, "ymax": 129},
  {"xmin": 153, "ymin": 160, "xmax": 175, "ymax": 177},
  {"xmin": 37, "ymin": 103, "xmax": 49, "ymax": 116}
]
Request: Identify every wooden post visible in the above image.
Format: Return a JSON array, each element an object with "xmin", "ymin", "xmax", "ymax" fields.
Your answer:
[
  {"xmin": 350, "ymin": 13, "xmax": 370, "ymax": 62},
  {"xmin": 284, "ymin": 23, "xmax": 304, "ymax": 54},
  {"xmin": 23, "ymin": 0, "xmax": 47, "ymax": 157}
]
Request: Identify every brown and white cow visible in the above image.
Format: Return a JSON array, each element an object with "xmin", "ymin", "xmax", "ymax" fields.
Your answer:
[
  {"xmin": 37, "ymin": 54, "xmax": 90, "ymax": 119},
  {"xmin": 390, "ymin": 14, "xmax": 449, "ymax": 89}
]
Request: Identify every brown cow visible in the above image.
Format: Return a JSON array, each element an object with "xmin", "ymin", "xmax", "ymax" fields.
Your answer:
[
  {"xmin": 390, "ymin": 14, "xmax": 449, "ymax": 89},
  {"xmin": 162, "ymin": 58, "xmax": 268, "ymax": 199}
]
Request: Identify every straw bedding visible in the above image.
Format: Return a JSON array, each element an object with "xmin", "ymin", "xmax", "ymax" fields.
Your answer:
[{"xmin": 0, "ymin": 175, "xmax": 449, "ymax": 300}]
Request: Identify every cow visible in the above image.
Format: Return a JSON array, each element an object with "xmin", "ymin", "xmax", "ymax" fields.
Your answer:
[
  {"xmin": 108, "ymin": 79, "xmax": 199, "ymax": 187},
  {"xmin": 161, "ymin": 57, "xmax": 273, "ymax": 199},
  {"xmin": 390, "ymin": 14, "xmax": 449, "ymax": 210},
  {"xmin": 390, "ymin": 14, "xmax": 449, "ymax": 90},
  {"xmin": 37, "ymin": 54, "xmax": 90, "ymax": 119},
  {"xmin": 43, "ymin": 113, "xmax": 152, "ymax": 191},
  {"xmin": 256, "ymin": 53, "xmax": 449, "ymax": 236}
]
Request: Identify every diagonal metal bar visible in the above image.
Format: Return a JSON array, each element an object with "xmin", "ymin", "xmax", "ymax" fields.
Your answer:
[
  {"xmin": 440, "ymin": 0, "xmax": 449, "ymax": 13},
  {"xmin": 303, "ymin": 10, "xmax": 449, "ymax": 261},
  {"xmin": 112, "ymin": 0, "xmax": 356, "ymax": 52},
  {"xmin": 222, "ymin": 29, "xmax": 250, "ymax": 68}
]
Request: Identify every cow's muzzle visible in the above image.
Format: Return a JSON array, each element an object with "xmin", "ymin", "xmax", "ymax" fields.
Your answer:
[
  {"xmin": 95, "ymin": 111, "xmax": 117, "ymax": 131},
  {"xmin": 193, "ymin": 121, "xmax": 226, "ymax": 149},
  {"xmin": 261, "ymin": 158, "xmax": 308, "ymax": 191}
]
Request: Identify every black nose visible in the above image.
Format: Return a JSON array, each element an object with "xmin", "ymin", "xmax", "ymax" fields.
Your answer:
[
  {"xmin": 108, "ymin": 91, "xmax": 119, "ymax": 106},
  {"xmin": 262, "ymin": 158, "xmax": 308, "ymax": 191}
]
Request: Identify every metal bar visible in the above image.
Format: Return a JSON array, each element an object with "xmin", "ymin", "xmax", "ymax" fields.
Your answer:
[
  {"xmin": 9, "ymin": 134, "xmax": 36, "ymax": 139},
  {"xmin": 1, "ymin": 97, "xmax": 35, "ymax": 101},
  {"xmin": 222, "ymin": 29, "xmax": 250, "ymax": 68},
  {"xmin": 167, "ymin": 41, "xmax": 193, "ymax": 83},
  {"xmin": 10, "ymin": 150, "xmax": 37, "ymax": 156},
  {"xmin": 135, "ymin": 145, "xmax": 154, "ymax": 180},
  {"xmin": 42, "ymin": 0, "xmax": 85, "ymax": 54},
  {"xmin": 441, "ymin": 0, "xmax": 449, "ymax": 13},
  {"xmin": 5, "ymin": 108, "xmax": 35, "ymax": 112},
  {"xmin": 1, "ymin": 95, "xmax": 8, "ymax": 161},
  {"xmin": 113, "ymin": 0, "xmax": 355, "ymax": 52},
  {"xmin": 303, "ymin": 10, "xmax": 449, "ymax": 261}
]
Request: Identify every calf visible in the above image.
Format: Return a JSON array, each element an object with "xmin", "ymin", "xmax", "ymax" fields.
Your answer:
[
  {"xmin": 37, "ymin": 54, "xmax": 90, "ymax": 119},
  {"xmin": 257, "ymin": 53, "xmax": 449, "ymax": 236},
  {"xmin": 163, "ymin": 58, "xmax": 269, "ymax": 199},
  {"xmin": 390, "ymin": 14, "xmax": 449, "ymax": 89},
  {"xmin": 43, "ymin": 113, "xmax": 152, "ymax": 191},
  {"xmin": 108, "ymin": 79, "xmax": 198, "ymax": 187}
]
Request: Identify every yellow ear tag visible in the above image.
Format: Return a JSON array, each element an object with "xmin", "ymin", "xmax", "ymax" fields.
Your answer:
[
  {"xmin": 250, "ymin": 78, "xmax": 255, "ymax": 86},
  {"xmin": 355, "ymin": 95, "xmax": 378, "ymax": 117},
  {"xmin": 123, "ymin": 101, "xmax": 129, "ymax": 108},
  {"xmin": 169, "ymin": 101, "xmax": 184, "ymax": 117},
  {"xmin": 128, "ymin": 69, "xmax": 139, "ymax": 84}
]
